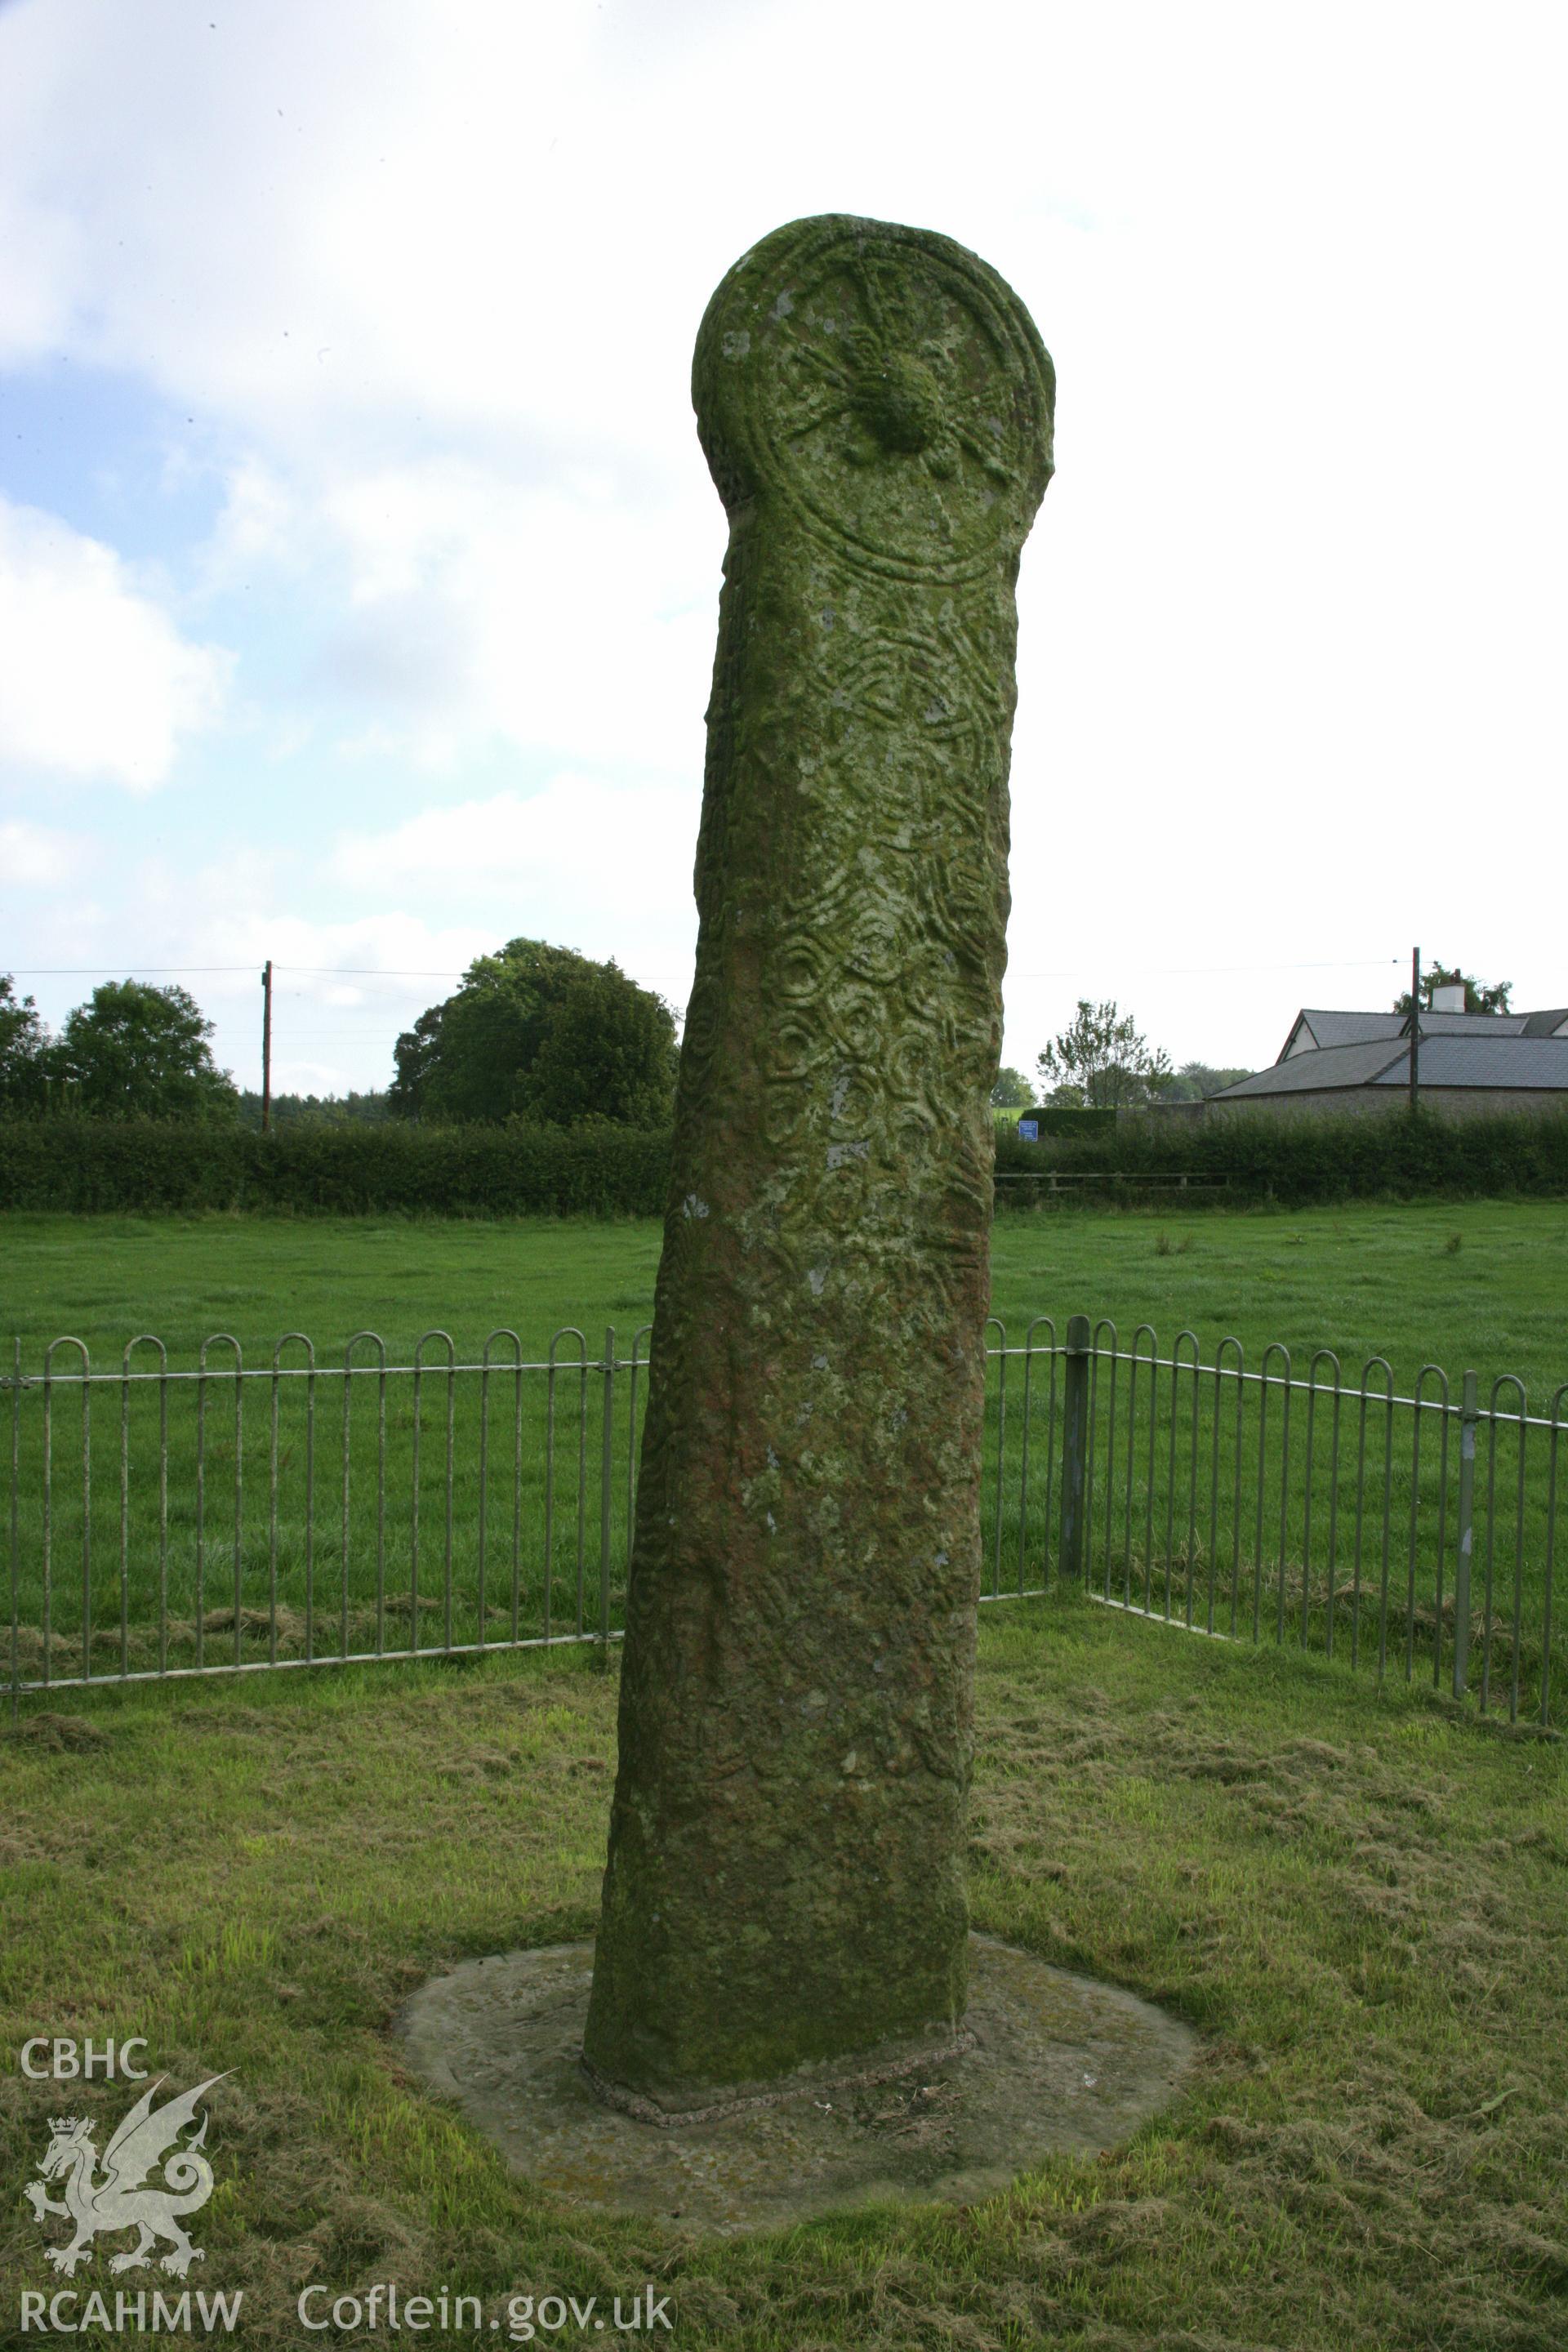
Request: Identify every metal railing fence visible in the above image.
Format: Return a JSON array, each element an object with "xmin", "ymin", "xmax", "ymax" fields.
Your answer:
[
  {"xmin": 5, "ymin": 1326, "xmax": 652, "ymax": 1705},
  {"xmin": 979, "ymin": 1316, "xmax": 1563, "ymax": 1731},
  {"xmin": 993, "ymin": 1172, "xmax": 1232, "ymax": 1198},
  {"xmin": 6, "ymin": 1319, "xmax": 1563, "ymax": 1729}
]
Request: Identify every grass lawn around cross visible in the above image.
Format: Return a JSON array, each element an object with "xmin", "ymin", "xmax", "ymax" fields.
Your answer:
[
  {"xmin": 2, "ymin": 1598, "xmax": 1565, "ymax": 2350},
  {"xmin": 3, "ymin": 1200, "xmax": 1566, "ymax": 1395}
]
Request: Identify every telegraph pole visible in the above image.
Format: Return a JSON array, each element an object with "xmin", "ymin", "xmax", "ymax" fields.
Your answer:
[
  {"xmin": 1408, "ymin": 945, "xmax": 1420, "ymax": 1116},
  {"xmin": 261, "ymin": 959, "xmax": 274, "ymax": 1134}
]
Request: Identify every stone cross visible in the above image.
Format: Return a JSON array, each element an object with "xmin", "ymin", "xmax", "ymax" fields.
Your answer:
[{"xmin": 583, "ymin": 214, "xmax": 1054, "ymax": 2115}]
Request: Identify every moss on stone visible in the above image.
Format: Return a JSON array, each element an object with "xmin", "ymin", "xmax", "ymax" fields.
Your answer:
[{"xmin": 583, "ymin": 216, "xmax": 1054, "ymax": 2102}]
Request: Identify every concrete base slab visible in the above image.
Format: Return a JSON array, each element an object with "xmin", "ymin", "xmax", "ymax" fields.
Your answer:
[{"xmin": 394, "ymin": 1935, "xmax": 1197, "ymax": 2235}]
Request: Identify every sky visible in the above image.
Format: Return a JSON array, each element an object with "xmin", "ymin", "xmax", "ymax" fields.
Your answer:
[{"xmin": 2, "ymin": 0, "xmax": 1565, "ymax": 1098}]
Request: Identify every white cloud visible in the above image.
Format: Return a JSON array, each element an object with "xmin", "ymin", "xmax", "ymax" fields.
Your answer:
[
  {"xmin": 33, "ymin": 872, "xmax": 501, "ymax": 1095},
  {"xmin": 198, "ymin": 908, "xmax": 530, "ymax": 1095},
  {"xmin": 3, "ymin": 0, "xmax": 1562, "ymax": 484},
  {"xmin": 0, "ymin": 817, "xmax": 90, "ymax": 885},
  {"xmin": 316, "ymin": 463, "xmax": 715, "ymax": 772},
  {"xmin": 0, "ymin": 497, "xmax": 229, "ymax": 791},
  {"xmin": 330, "ymin": 775, "xmax": 700, "ymax": 991},
  {"xmin": 2, "ymin": 0, "xmax": 1566, "ymax": 1074},
  {"xmin": 198, "ymin": 458, "xmax": 305, "ymax": 590},
  {"xmin": 0, "ymin": 0, "xmax": 703, "ymax": 465}
]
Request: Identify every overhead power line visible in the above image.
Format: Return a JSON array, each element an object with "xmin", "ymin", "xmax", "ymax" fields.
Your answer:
[
  {"xmin": 5, "ymin": 964, "xmax": 261, "ymax": 975},
  {"xmin": 1010, "ymin": 957, "xmax": 1401, "ymax": 979},
  {"xmin": 12, "ymin": 955, "xmax": 1402, "ymax": 982},
  {"xmin": 3, "ymin": 962, "xmax": 469, "ymax": 978},
  {"xmin": 276, "ymin": 964, "xmax": 466, "ymax": 978}
]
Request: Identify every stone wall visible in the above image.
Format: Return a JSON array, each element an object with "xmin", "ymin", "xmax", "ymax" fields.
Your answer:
[{"xmin": 1208, "ymin": 1086, "xmax": 1568, "ymax": 1122}]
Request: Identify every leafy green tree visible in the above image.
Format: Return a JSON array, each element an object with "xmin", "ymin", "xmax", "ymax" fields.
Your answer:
[
  {"xmin": 522, "ymin": 961, "xmax": 680, "ymax": 1128},
  {"xmin": 390, "ymin": 938, "xmax": 677, "ymax": 1127},
  {"xmin": 1394, "ymin": 963, "xmax": 1512, "ymax": 1017},
  {"xmin": 391, "ymin": 941, "xmax": 591, "ymax": 1123},
  {"xmin": 50, "ymin": 980, "xmax": 238, "ymax": 1120},
  {"xmin": 0, "ymin": 976, "xmax": 50, "ymax": 1111},
  {"xmin": 1036, "ymin": 1000, "xmax": 1173, "ymax": 1111},
  {"xmin": 989, "ymin": 1065, "xmax": 1033, "ymax": 1107},
  {"xmin": 1160, "ymin": 1059, "xmax": 1253, "ymax": 1102},
  {"xmin": 238, "ymin": 1088, "xmax": 391, "ymax": 1130}
]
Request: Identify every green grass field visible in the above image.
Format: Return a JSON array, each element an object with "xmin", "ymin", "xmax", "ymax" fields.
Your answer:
[
  {"xmin": 4, "ymin": 1206, "xmax": 1565, "ymax": 1705},
  {"xmin": 4, "ymin": 1200, "xmax": 1566, "ymax": 1392},
  {"xmin": 2, "ymin": 1602, "xmax": 1564, "ymax": 2350},
  {"xmin": 3, "ymin": 1208, "xmax": 1567, "ymax": 2344}
]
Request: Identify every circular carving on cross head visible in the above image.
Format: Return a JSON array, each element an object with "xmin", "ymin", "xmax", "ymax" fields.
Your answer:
[{"xmin": 693, "ymin": 214, "xmax": 1055, "ymax": 582}]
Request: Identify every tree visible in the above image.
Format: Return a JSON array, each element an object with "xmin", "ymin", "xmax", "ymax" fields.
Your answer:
[
  {"xmin": 1394, "ymin": 963, "xmax": 1512, "ymax": 1017},
  {"xmin": 390, "ymin": 938, "xmax": 678, "ymax": 1127},
  {"xmin": 1036, "ymin": 1000, "xmax": 1173, "ymax": 1111},
  {"xmin": 238, "ymin": 1088, "xmax": 392, "ymax": 1130},
  {"xmin": 0, "ymin": 976, "xmax": 50, "ymax": 1111},
  {"xmin": 989, "ymin": 1065, "xmax": 1032, "ymax": 1108},
  {"xmin": 1160, "ymin": 1059, "xmax": 1253, "ymax": 1102},
  {"xmin": 50, "ymin": 980, "xmax": 238, "ymax": 1120},
  {"xmin": 522, "ymin": 961, "xmax": 681, "ymax": 1128}
]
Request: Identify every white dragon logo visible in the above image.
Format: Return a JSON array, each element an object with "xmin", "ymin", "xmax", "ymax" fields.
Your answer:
[{"xmin": 24, "ymin": 2074, "xmax": 229, "ymax": 2278}]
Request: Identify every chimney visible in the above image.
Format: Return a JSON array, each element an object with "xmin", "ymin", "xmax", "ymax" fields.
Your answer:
[{"xmin": 1430, "ymin": 983, "xmax": 1468, "ymax": 1014}]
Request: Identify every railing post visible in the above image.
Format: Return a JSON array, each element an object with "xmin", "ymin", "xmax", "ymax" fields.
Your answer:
[
  {"xmin": 1059, "ymin": 1314, "xmax": 1092, "ymax": 1584},
  {"xmin": 598, "ymin": 1326, "xmax": 615, "ymax": 1664},
  {"xmin": 1453, "ymin": 1368, "xmax": 1478, "ymax": 1699},
  {"xmin": 9, "ymin": 1336, "xmax": 19, "ymax": 1723}
]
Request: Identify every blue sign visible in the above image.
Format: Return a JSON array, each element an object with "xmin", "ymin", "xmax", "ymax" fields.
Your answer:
[{"xmin": 1018, "ymin": 1117, "xmax": 1039, "ymax": 1142}]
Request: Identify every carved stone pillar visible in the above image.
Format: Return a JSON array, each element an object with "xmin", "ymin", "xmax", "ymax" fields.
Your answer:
[{"xmin": 583, "ymin": 214, "xmax": 1054, "ymax": 2114}]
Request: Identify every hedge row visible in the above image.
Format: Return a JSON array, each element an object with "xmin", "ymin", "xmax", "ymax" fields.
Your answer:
[
  {"xmin": 1001, "ymin": 1106, "xmax": 1117, "ymax": 1138},
  {"xmin": 994, "ymin": 1106, "xmax": 1568, "ymax": 1203},
  {"xmin": 0, "ymin": 1117, "xmax": 673, "ymax": 1218},
  {"xmin": 3, "ymin": 1107, "xmax": 1566, "ymax": 1219}
]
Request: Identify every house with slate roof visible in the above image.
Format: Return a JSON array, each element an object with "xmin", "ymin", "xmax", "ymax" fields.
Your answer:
[{"xmin": 1206, "ymin": 990, "xmax": 1568, "ymax": 1120}]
